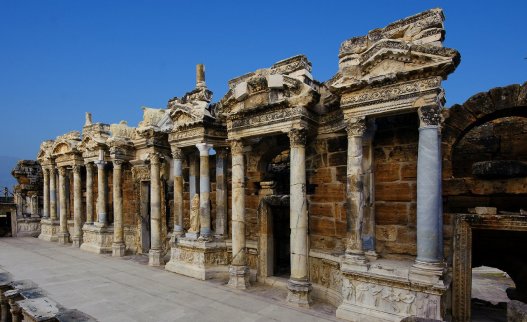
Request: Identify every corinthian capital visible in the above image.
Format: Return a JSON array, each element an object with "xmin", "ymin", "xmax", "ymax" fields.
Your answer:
[
  {"xmin": 230, "ymin": 139, "xmax": 244, "ymax": 155},
  {"xmin": 345, "ymin": 117, "xmax": 366, "ymax": 137},
  {"xmin": 417, "ymin": 104, "xmax": 442, "ymax": 127},
  {"xmin": 171, "ymin": 147, "xmax": 184, "ymax": 160},
  {"xmin": 58, "ymin": 167, "xmax": 67, "ymax": 176},
  {"xmin": 288, "ymin": 128, "xmax": 307, "ymax": 148},
  {"xmin": 149, "ymin": 152, "xmax": 162, "ymax": 165},
  {"xmin": 113, "ymin": 159, "xmax": 124, "ymax": 169}
]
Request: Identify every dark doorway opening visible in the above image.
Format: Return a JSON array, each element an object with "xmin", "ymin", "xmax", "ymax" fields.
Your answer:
[
  {"xmin": 0, "ymin": 212, "xmax": 11, "ymax": 237},
  {"xmin": 140, "ymin": 181, "xmax": 151, "ymax": 253},
  {"xmin": 272, "ymin": 205, "xmax": 290, "ymax": 277}
]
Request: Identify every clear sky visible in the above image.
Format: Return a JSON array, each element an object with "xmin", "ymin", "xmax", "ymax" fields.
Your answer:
[{"xmin": 0, "ymin": 0, "xmax": 526, "ymax": 162}]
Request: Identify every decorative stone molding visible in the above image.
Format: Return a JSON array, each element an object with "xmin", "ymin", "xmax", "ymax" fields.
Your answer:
[
  {"xmin": 148, "ymin": 152, "xmax": 162, "ymax": 165},
  {"xmin": 345, "ymin": 117, "xmax": 367, "ymax": 137},
  {"xmin": 288, "ymin": 128, "xmax": 307, "ymax": 147},
  {"xmin": 230, "ymin": 139, "xmax": 244, "ymax": 155},
  {"xmin": 171, "ymin": 147, "xmax": 184, "ymax": 160},
  {"xmin": 418, "ymin": 104, "xmax": 442, "ymax": 127}
]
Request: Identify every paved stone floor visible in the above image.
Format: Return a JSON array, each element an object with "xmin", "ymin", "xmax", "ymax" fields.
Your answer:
[{"xmin": 0, "ymin": 237, "xmax": 338, "ymax": 322}]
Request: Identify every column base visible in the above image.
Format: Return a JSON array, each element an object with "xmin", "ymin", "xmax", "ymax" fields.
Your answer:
[
  {"xmin": 80, "ymin": 224, "xmax": 113, "ymax": 254},
  {"xmin": 38, "ymin": 219, "xmax": 60, "ymax": 242},
  {"xmin": 71, "ymin": 236, "xmax": 82, "ymax": 248},
  {"xmin": 341, "ymin": 253, "xmax": 370, "ymax": 273},
  {"xmin": 112, "ymin": 243, "xmax": 126, "ymax": 257},
  {"xmin": 227, "ymin": 265, "xmax": 250, "ymax": 289},
  {"xmin": 148, "ymin": 249, "xmax": 164, "ymax": 267},
  {"xmin": 165, "ymin": 237, "xmax": 228, "ymax": 280},
  {"xmin": 57, "ymin": 232, "xmax": 70, "ymax": 245},
  {"xmin": 286, "ymin": 279, "xmax": 312, "ymax": 308},
  {"xmin": 409, "ymin": 260, "xmax": 446, "ymax": 285},
  {"xmin": 185, "ymin": 232, "xmax": 199, "ymax": 239}
]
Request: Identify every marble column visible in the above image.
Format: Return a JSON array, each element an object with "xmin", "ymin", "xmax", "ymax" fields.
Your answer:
[
  {"xmin": 412, "ymin": 105, "xmax": 444, "ymax": 279},
  {"xmin": 287, "ymin": 128, "xmax": 311, "ymax": 307},
  {"xmin": 72, "ymin": 165, "xmax": 83, "ymax": 247},
  {"xmin": 189, "ymin": 154, "xmax": 199, "ymax": 217},
  {"xmin": 228, "ymin": 139, "xmax": 249, "ymax": 289},
  {"xmin": 49, "ymin": 166, "xmax": 58, "ymax": 221},
  {"xmin": 95, "ymin": 159, "xmax": 108, "ymax": 226},
  {"xmin": 85, "ymin": 162, "xmax": 94, "ymax": 225},
  {"xmin": 196, "ymin": 143, "xmax": 213, "ymax": 238},
  {"xmin": 215, "ymin": 148, "xmax": 228, "ymax": 237},
  {"xmin": 57, "ymin": 167, "xmax": 70, "ymax": 244},
  {"xmin": 112, "ymin": 160, "xmax": 125, "ymax": 256},
  {"xmin": 344, "ymin": 117, "xmax": 368, "ymax": 265},
  {"xmin": 148, "ymin": 153, "xmax": 164, "ymax": 266},
  {"xmin": 42, "ymin": 168, "xmax": 50, "ymax": 218},
  {"xmin": 172, "ymin": 147, "xmax": 184, "ymax": 238}
]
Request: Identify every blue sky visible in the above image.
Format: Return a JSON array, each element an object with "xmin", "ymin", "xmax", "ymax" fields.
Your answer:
[{"xmin": 0, "ymin": 0, "xmax": 525, "ymax": 163}]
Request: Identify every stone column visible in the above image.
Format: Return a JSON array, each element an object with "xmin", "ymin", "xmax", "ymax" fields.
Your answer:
[
  {"xmin": 172, "ymin": 147, "xmax": 184, "ymax": 238},
  {"xmin": 112, "ymin": 160, "xmax": 125, "ymax": 256},
  {"xmin": 215, "ymin": 148, "xmax": 228, "ymax": 237},
  {"xmin": 189, "ymin": 154, "xmax": 199, "ymax": 216},
  {"xmin": 72, "ymin": 165, "xmax": 83, "ymax": 247},
  {"xmin": 228, "ymin": 139, "xmax": 249, "ymax": 289},
  {"xmin": 49, "ymin": 166, "xmax": 58, "ymax": 221},
  {"xmin": 196, "ymin": 143, "xmax": 213, "ymax": 238},
  {"xmin": 344, "ymin": 117, "xmax": 368, "ymax": 265},
  {"xmin": 287, "ymin": 128, "xmax": 311, "ymax": 307},
  {"xmin": 42, "ymin": 168, "xmax": 50, "ymax": 218},
  {"xmin": 57, "ymin": 167, "xmax": 70, "ymax": 244},
  {"xmin": 148, "ymin": 153, "xmax": 164, "ymax": 266},
  {"xmin": 411, "ymin": 105, "xmax": 444, "ymax": 282},
  {"xmin": 95, "ymin": 159, "xmax": 108, "ymax": 226},
  {"xmin": 85, "ymin": 163, "xmax": 94, "ymax": 225}
]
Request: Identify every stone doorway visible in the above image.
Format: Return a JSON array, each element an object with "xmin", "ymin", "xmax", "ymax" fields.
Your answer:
[
  {"xmin": 0, "ymin": 211, "xmax": 11, "ymax": 237},
  {"xmin": 453, "ymin": 214, "xmax": 527, "ymax": 321},
  {"xmin": 258, "ymin": 195, "xmax": 290, "ymax": 279},
  {"xmin": 140, "ymin": 181, "xmax": 151, "ymax": 253}
]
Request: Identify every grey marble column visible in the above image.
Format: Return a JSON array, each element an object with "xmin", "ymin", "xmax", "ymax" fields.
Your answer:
[
  {"xmin": 344, "ymin": 117, "xmax": 368, "ymax": 264},
  {"xmin": 95, "ymin": 159, "xmax": 108, "ymax": 226},
  {"xmin": 196, "ymin": 143, "xmax": 213, "ymax": 238},
  {"xmin": 57, "ymin": 167, "xmax": 70, "ymax": 244},
  {"xmin": 287, "ymin": 128, "xmax": 311, "ymax": 307},
  {"xmin": 172, "ymin": 147, "xmax": 184, "ymax": 237},
  {"xmin": 85, "ymin": 162, "xmax": 94, "ymax": 225},
  {"xmin": 148, "ymin": 153, "xmax": 164, "ymax": 266},
  {"xmin": 215, "ymin": 148, "xmax": 228, "ymax": 237},
  {"xmin": 72, "ymin": 165, "xmax": 83, "ymax": 247},
  {"xmin": 112, "ymin": 160, "xmax": 125, "ymax": 256},
  {"xmin": 49, "ymin": 166, "xmax": 58, "ymax": 221},
  {"xmin": 189, "ymin": 154, "xmax": 199, "ymax": 216},
  {"xmin": 410, "ymin": 105, "xmax": 444, "ymax": 284},
  {"xmin": 42, "ymin": 168, "xmax": 50, "ymax": 218},
  {"xmin": 228, "ymin": 139, "xmax": 249, "ymax": 289}
]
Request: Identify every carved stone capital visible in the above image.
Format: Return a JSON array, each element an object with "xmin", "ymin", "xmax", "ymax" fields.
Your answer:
[
  {"xmin": 171, "ymin": 147, "xmax": 184, "ymax": 160},
  {"xmin": 230, "ymin": 139, "xmax": 244, "ymax": 155},
  {"xmin": 196, "ymin": 143, "xmax": 213, "ymax": 156},
  {"xmin": 58, "ymin": 167, "xmax": 67, "ymax": 176},
  {"xmin": 345, "ymin": 117, "xmax": 367, "ymax": 137},
  {"xmin": 149, "ymin": 152, "xmax": 162, "ymax": 165},
  {"xmin": 113, "ymin": 159, "xmax": 124, "ymax": 169},
  {"xmin": 72, "ymin": 165, "xmax": 82, "ymax": 174},
  {"xmin": 288, "ymin": 128, "xmax": 307, "ymax": 148},
  {"xmin": 418, "ymin": 104, "xmax": 442, "ymax": 127}
]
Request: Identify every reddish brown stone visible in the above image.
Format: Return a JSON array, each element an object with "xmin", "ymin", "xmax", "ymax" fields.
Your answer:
[
  {"xmin": 310, "ymin": 168, "xmax": 333, "ymax": 184},
  {"xmin": 375, "ymin": 163, "xmax": 400, "ymax": 182},
  {"xmin": 375, "ymin": 202, "xmax": 408, "ymax": 225},
  {"xmin": 328, "ymin": 151, "xmax": 347, "ymax": 167},
  {"xmin": 375, "ymin": 182, "xmax": 415, "ymax": 202},
  {"xmin": 310, "ymin": 217, "xmax": 335, "ymax": 236},
  {"xmin": 309, "ymin": 203, "xmax": 334, "ymax": 218},
  {"xmin": 400, "ymin": 162, "xmax": 416, "ymax": 181}
]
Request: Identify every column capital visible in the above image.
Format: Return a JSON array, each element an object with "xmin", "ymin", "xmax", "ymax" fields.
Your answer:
[
  {"xmin": 58, "ymin": 167, "xmax": 67, "ymax": 176},
  {"xmin": 345, "ymin": 117, "xmax": 367, "ymax": 137},
  {"xmin": 171, "ymin": 146, "xmax": 184, "ymax": 160},
  {"xmin": 417, "ymin": 104, "xmax": 442, "ymax": 128},
  {"xmin": 288, "ymin": 128, "xmax": 307, "ymax": 147},
  {"xmin": 95, "ymin": 160, "xmax": 106, "ymax": 168},
  {"xmin": 85, "ymin": 162, "xmax": 93, "ymax": 170},
  {"xmin": 230, "ymin": 139, "xmax": 244, "ymax": 155},
  {"xmin": 113, "ymin": 159, "xmax": 125, "ymax": 169},
  {"xmin": 196, "ymin": 143, "xmax": 213, "ymax": 156},
  {"xmin": 148, "ymin": 152, "xmax": 162, "ymax": 165},
  {"xmin": 72, "ymin": 164, "xmax": 82, "ymax": 173}
]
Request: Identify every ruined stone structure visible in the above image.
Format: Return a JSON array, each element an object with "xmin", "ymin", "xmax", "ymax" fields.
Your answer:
[
  {"xmin": 25, "ymin": 8, "xmax": 527, "ymax": 322},
  {"xmin": 10, "ymin": 160, "xmax": 43, "ymax": 237}
]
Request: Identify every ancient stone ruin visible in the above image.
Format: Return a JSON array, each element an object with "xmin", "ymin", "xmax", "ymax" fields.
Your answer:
[{"xmin": 10, "ymin": 8, "xmax": 527, "ymax": 322}]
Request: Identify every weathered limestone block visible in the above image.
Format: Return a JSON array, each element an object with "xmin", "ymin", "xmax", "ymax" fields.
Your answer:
[
  {"xmin": 80, "ymin": 224, "xmax": 114, "ymax": 254},
  {"xmin": 17, "ymin": 218, "xmax": 41, "ymax": 237},
  {"xmin": 18, "ymin": 297, "xmax": 59, "ymax": 322},
  {"xmin": 165, "ymin": 238, "xmax": 228, "ymax": 280},
  {"xmin": 38, "ymin": 219, "xmax": 60, "ymax": 242}
]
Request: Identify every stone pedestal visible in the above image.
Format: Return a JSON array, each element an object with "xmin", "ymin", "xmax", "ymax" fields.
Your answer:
[
  {"xmin": 57, "ymin": 232, "xmax": 70, "ymax": 245},
  {"xmin": 165, "ymin": 237, "xmax": 228, "ymax": 280},
  {"xmin": 80, "ymin": 224, "xmax": 114, "ymax": 254},
  {"xmin": 38, "ymin": 219, "xmax": 60, "ymax": 242},
  {"xmin": 336, "ymin": 258, "xmax": 448, "ymax": 322},
  {"xmin": 148, "ymin": 250, "xmax": 163, "ymax": 267},
  {"xmin": 228, "ymin": 265, "xmax": 250, "ymax": 290},
  {"xmin": 112, "ymin": 243, "xmax": 126, "ymax": 257},
  {"xmin": 286, "ymin": 279, "xmax": 312, "ymax": 308},
  {"xmin": 16, "ymin": 218, "xmax": 41, "ymax": 238}
]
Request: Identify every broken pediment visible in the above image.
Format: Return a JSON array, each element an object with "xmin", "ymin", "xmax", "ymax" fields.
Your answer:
[
  {"xmin": 37, "ymin": 140, "xmax": 54, "ymax": 161},
  {"xmin": 330, "ymin": 8, "xmax": 460, "ymax": 93},
  {"xmin": 51, "ymin": 131, "xmax": 81, "ymax": 157}
]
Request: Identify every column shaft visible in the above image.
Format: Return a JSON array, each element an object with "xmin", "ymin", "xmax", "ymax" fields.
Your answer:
[
  {"xmin": 72, "ymin": 165, "xmax": 83, "ymax": 247},
  {"xmin": 85, "ymin": 163, "xmax": 94, "ymax": 224},
  {"xmin": 172, "ymin": 148, "xmax": 184, "ymax": 235},
  {"xmin": 49, "ymin": 167, "xmax": 57, "ymax": 220},
  {"xmin": 215, "ymin": 149, "xmax": 228, "ymax": 236},
  {"xmin": 148, "ymin": 153, "xmax": 164, "ymax": 266},
  {"xmin": 96, "ymin": 161, "xmax": 108, "ymax": 226},
  {"xmin": 58, "ymin": 168, "xmax": 68, "ymax": 233},
  {"xmin": 189, "ymin": 154, "xmax": 199, "ymax": 216},
  {"xmin": 112, "ymin": 160, "xmax": 125, "ymax": 256},
  {"xmin": 196, "ymin": 143, "xmax": 212, "ymax": 238},
  {"xmin": 43, "ymin": 168, "xmax": 50, "ymax": 218}
]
